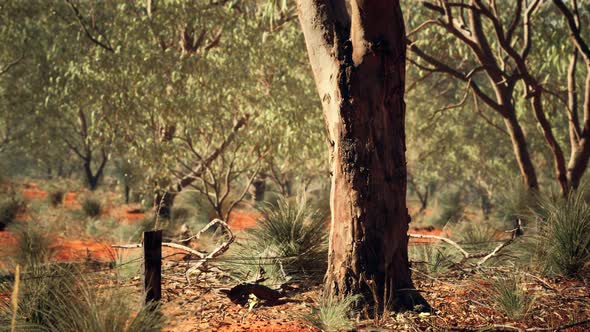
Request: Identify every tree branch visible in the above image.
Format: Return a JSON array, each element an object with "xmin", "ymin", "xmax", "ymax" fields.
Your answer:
[
  {"xmin": 553, "ymin": 0, "xmax": 590, "ymax": 63},
  {"xmin": 65, "ymin": 0, "xmax": 114, "ymax": 52},
  {"xmin": 408, "ymin": 43, "xmax": 505, "ymax": 114},
  {"xmin": 0, "ymin": 54, "xmax": 24, "ymax": 76}
]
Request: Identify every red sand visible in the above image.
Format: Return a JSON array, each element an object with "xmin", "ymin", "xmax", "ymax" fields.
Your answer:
[
  {"xmin": 50, "ymin": 237, "xmax": 116, "ymax": 263},
  {"xmin": 108, "ymin": 204, "xmax": 146, "ymax": 224},
  {"xmin": 217, "ymin": 320, "xmax": 313, "ymax": 332},
  {"xmin": 0, "ymin": 231, "xmax": 17, "ymax": 246},
  {"xmin": 22, "ymin": 184, "xmax": 79, "ymax": 210},
  {"xmin": 22, "ymin": 188, "xmax": 47, "ymax": 200},
  {"xmin": 63, "ymin": 192, "xmax": 79, "ymax": 209},
  {"xmin": 228, "ymin": 211, "xmax": 259, "ymax": 231}
]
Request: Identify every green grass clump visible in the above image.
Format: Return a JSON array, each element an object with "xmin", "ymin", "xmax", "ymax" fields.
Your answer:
[
  {"xmin": 484, "ymin": 273, "xmax": 535, "ymax": 319},
  {"xmin": 410, "ymin": 244, "xmax": 453, "ymax": 276},
  {"xmin": 170, "ymin": 206, "xmax": 191, "ymax": 223},
  {"xmin": 455, "ymin": 221, "xmax": 497, "ymax": 245},
  {"xmin": 494, "ymin": 181, "xmax": 539, "ymax": 226},
  {"xmin": 229, "ymin": 196, "xmax": 328, "ymax": 284},
  {"xmin": 304, "ymin": 293, "xmax": 361, "ymax": 332},
  {"xmin": 0, "ymin": 227, "xmax": 165, "ymax": 332},
  {"xmin": 81, "ymin": 197, "xmax": 102, "ymax": 218},
  {"xmin": 0, "ymin": 265, "xmax": 165, "ymax": 332},
  {"xmin": 11, "ymin": 222, "xmax": 54, "ymax": 266},
  {"xmin": 536, "ymin": 189, "xmax": 590, "ymax": 276}
]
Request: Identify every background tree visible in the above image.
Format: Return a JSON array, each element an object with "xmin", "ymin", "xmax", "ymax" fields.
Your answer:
[
  {"xmin": 1, "ymin": 0, "xmax": 325, "ymax": 208},
  {"xmin": 552, "ymin": 0, "xmax": 590, "ymax": 190},
  {"xmin": 406, "ymin": 0, "xmax": 590, "ymax": 195}
]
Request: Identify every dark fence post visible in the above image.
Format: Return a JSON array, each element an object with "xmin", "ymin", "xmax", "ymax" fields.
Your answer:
[{"xmin": 143, "ymin": 230, "xmax": 162, "ymax": 304}]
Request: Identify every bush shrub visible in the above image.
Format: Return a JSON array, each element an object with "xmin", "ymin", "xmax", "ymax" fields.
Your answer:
[
  {"xmin": 0, "ymin": 265, "xmax": 164, "ymax": 331},
  {"xmin": 174, "ymin": 190, "xmax": 214, "ymax": 224},
  {"xmin": 11, "ymin": 222, "xmax": 54, "ymax": 266},
  {"xmin": 171, "ymin": 206, "xmax": 191, "ymax": 223},
  {"xmin": 536, "ymin": 189, "xmax": 590, "ymax": 276},
  {"xmin": 48, "ymin": 190, "xmax": 65, "ymax": 207},
  {"xmin": 81, "ymin": 197, "xmax": 102, "ymax": 218},
  {"xmin": 0, "ymin": 197, "xmax": 24, "ymax": 231},
  {"xmin": 454, "ymin": 221, "xmax": 497, "ymax": 245},
  {"xmin": 304, "ymin": 293, "xmax": 361, "ymax": 332},
  {"xmin": 229, "ymin": 196, "xmax": 328, "ymax": 284},
  {"xmin": 494, "ymin": 181, "xmax": 539, "ymax": 226},
  {"xmin": 483, "ymin": 273, "xmax": 535, "ymax": 319},
  {"xmin": 410, "ymin": 244, "xmax": 453, "ymax": 276}
]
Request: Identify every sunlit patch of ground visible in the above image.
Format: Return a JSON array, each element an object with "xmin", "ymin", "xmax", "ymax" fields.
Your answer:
[
  {"xmin": 107, "ymin": 203, "xmax": 146, "ymax": 224},
  {"xmin": 227, "ymin": 211, "xmax": 259, "ymax": 232}
]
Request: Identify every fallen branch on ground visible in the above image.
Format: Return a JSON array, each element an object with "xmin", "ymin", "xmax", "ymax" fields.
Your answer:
[
  {"xmin": 408, "ymin": 221, "xmax": 522, "ymax": 267},
  {"xmin": 176, "ymin": 218, "xmax": 229, "ymax": 243},
  {"xmin": 408, "ymin": 233, "xmax": 471, "ymax": 260},
  {"xmin": 184, "ymin": 219, "xmax": 235, "ymax": 283},
  {"xmin": 112, "ymin": 219, "xmax": 235, "ymax": 283},
  {"xmin": 112, "ymin": 242, "xmax": 207, "ymax": 258}
]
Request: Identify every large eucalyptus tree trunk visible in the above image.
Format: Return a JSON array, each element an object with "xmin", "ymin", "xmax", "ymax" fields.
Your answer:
[{"xmin": 297, "ymin": 0, "xmax": 429, "ymax": 311}]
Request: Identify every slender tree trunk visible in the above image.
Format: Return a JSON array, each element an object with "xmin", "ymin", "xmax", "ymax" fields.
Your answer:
[
  {"xmin": 154, "ymin": 191, "xmax": 176, "ymax": 219},
  {"xmin": 249, "ymin": 178, "xmax": 266, "ymax": 202},
  {"xmin": 503, "ymin": 112, "xmax": 539, "ymax": 190},
  {"xmin": 568, "ymin": 140, "xmax": 590, "ymax": 189},
  {"xmin": 528, "ymin": 91, "xmax": 569, "ymax": 194},
  {"xmin": 567, "ymin": 73, "xmax": 590, "ymax": 189},
  {"xmin": 124, "ymin": 183, "xmax": 131, "ymax": 204},
  {"xmin": 550, "ymin": 1, "xmax": 590, "ymax": 190},
  {"xmin": 83, "ymin": 161, "xmax": 99, "ymax": 191},
  {"xmin": 298, "ymin": 0, "xmax": 429, "ymax": 311}
]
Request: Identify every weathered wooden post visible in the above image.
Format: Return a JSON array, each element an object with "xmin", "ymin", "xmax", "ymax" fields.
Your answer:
[{"xmin": 143, "ymin": 230, "xmax": 162, "ymax": 304}]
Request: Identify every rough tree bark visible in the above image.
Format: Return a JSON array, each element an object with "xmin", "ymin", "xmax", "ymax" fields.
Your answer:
[{"xmin": 297, "ymin": 0, "xmax": 430, "ymax": 311}]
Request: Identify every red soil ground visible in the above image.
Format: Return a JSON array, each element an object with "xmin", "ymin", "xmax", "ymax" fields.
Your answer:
[
  {"xmin": 4, "ymin": 183, "xmax": 446, "ymax": 269},
  {"xmin": 22, "ymin": 188, "xmax": 47, "ymax": 200},
  {"xmin": 50, "ymin": 237, "xmax": 116, "ymax": 262},
  {"xmin": 63, "ymin": 192, "xmax": 80, "ymax": 209},
  {"xmin": 107, "ymin": 204, "xmax": 146, "ymax": 224},
  {"xmin": 227, "ymin": 211, "xmax": 259, "ymax": 232},
  {"xmin": 216, "ymin": 319, "xmax": 312, "ymax": 332},
  {"xmin": 3, "ymin": 184, "xmax": 451, "ymax": 331}
]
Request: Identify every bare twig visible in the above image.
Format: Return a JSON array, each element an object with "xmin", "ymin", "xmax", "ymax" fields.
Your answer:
[
  {"xmin": 65, "ymin": 0, "xmax": 114, "ymax": 52},
  {"xmin": 429, "ymin": 80, "xmax": 471, "ymax": 120},
  {"xmin": 184, "ymin": 219, "xmax": 235, "ymax": 282},
  {"xmin": 0, "ymin": 54, "xmax": 24, "ymax": 76},
  {"xmin": 408, "ymin": 222, "xmax": 521, "ymax": 266},
  {"xmin": 112, "ymin": 242, "xmax": 207, "ymax": 258},
  {"xmin": 408, "ymin": 233, "xmax": 470, "ymax": 259}
]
